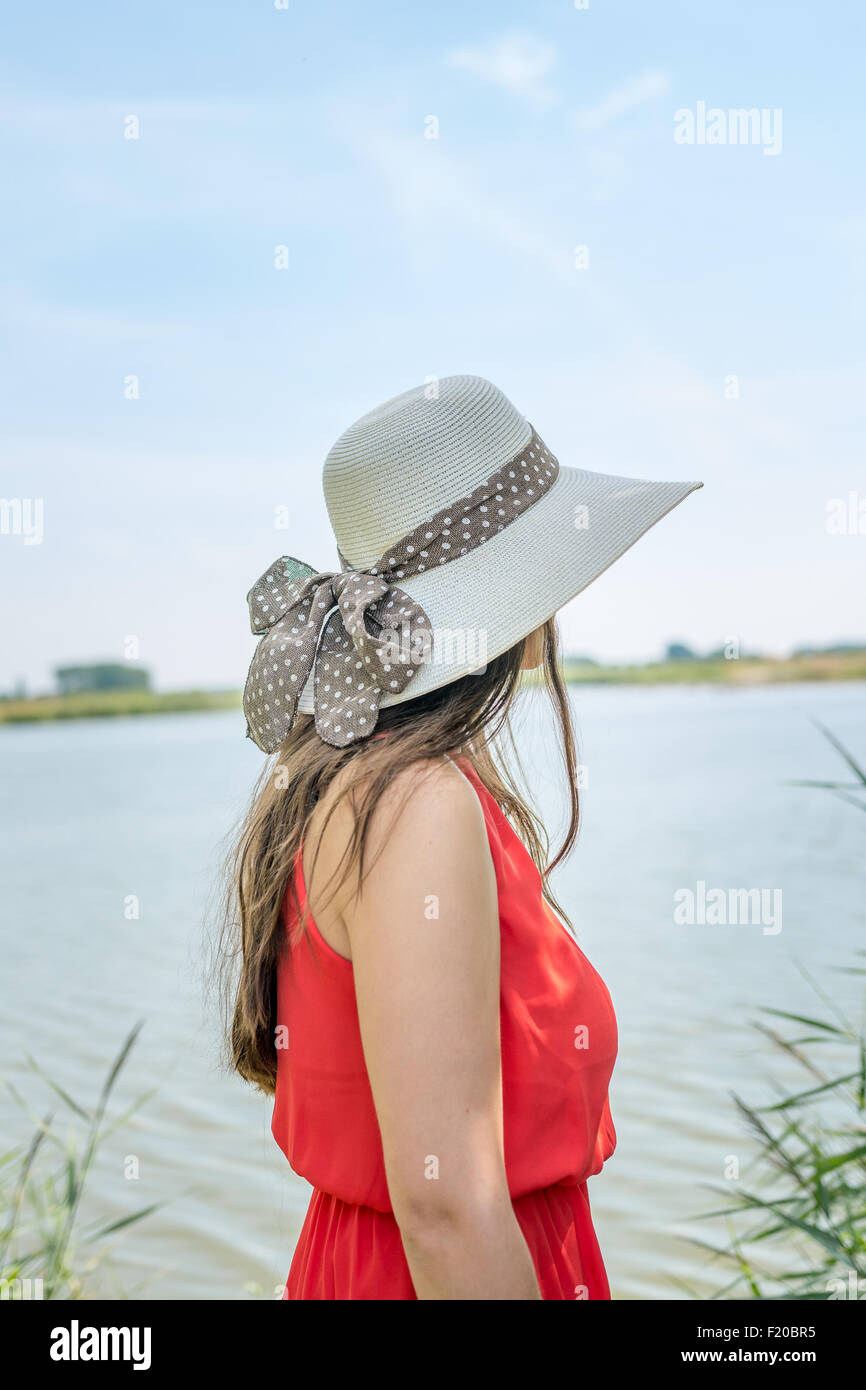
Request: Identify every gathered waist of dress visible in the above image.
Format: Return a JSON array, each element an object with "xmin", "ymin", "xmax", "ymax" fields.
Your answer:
[{"xmin": 285, "ymin": 1176, "xmax": 609, "ymax": 1301}]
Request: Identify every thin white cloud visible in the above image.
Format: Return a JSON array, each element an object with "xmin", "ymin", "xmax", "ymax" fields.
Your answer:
[
  {"xmin": 359, "ymin": 130, "xmax": 578, "ymax": 283},
  {"xmin": 447, "ymin": 32, "xmax": 559, "ymax": 110},
  {"xmin": 573, "ymin": 70, "xmax": 669, "ymax": 132}
]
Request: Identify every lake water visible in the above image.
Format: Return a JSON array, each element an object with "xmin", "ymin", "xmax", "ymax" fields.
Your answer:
[{"xmin": 1, "ymin": 681, "xmax": 864, "ymax": 1300}]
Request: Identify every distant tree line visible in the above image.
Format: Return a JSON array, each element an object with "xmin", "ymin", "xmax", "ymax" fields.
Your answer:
[{"xmin": 663, "ymin": 640, "xmax": 866, "ymax": 663}]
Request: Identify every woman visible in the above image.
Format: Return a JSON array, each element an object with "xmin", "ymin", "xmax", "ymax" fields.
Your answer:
[{"xmin": 221, "ymin": 375, "xmax": 701, "ymax": 1299}]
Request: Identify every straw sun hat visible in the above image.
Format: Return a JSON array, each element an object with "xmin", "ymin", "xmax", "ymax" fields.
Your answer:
[{"xmin": 243, "ymin": 375, "xmax": 702, "ymax": 753}]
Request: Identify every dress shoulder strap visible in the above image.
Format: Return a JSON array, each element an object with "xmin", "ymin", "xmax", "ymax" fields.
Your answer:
[{"xmin": 442, "ymin": 751, "xmax": 476, "ymax": 791}]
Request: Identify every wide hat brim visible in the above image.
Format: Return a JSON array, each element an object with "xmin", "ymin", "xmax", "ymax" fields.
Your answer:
[{"xmin": 298, "ymin": 463, "xmax": 702, "ymax": 716}]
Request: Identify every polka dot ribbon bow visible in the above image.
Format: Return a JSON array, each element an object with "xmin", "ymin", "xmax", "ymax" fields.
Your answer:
[
  {"xmin": 242, "ymin": 427, "xmax": 560, "ymax": 752},
  {"xmin": 243, "ymin": 557, "xmax": 430, "ymax": 752}
]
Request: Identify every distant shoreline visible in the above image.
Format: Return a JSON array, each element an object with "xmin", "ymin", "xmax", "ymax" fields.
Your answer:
[
  {"xmin": 0, "ymin": 689, "xmax": 242, "ymax": 725},
  {"xmin": 559, "ymin": 649, "xmax": 866, "ymax": 687},
  {"xmin": 2, "ymin": 651, "xmax": 865, "ymax": 726}
]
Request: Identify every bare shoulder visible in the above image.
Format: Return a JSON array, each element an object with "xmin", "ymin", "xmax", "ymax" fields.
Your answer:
[
  {"xmin": 347, "ymin": 756, "xmax": 499, "ymax": 972},
  {"xmin": 350, "ymin": 756, "xmax": 495, "ymax": 929},
  {"xmin": 304, "ymin": 755, "xmax": 490, "ymax": 953},
  {"xmin": 360, "ymin": 755, "xmax": 487, "ymax": 860},
  {"xmin": 317, "ymin": 753, "xmax": 482, "ymax": 844}
]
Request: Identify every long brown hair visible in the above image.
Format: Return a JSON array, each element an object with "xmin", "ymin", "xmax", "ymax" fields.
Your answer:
[{"xmin": 216, "ymin": 617, "xmax": 580, "ymax": 1094}]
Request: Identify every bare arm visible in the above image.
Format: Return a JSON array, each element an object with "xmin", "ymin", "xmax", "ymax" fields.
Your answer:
[{"xmin": 344, "ymin": 759, "xmax": 541, "ymax": 1300}]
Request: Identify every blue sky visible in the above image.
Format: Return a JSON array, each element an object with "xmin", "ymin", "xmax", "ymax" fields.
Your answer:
[{"xmin": 1, "ymin": 0, "xmax": 863, "ymax": 691}]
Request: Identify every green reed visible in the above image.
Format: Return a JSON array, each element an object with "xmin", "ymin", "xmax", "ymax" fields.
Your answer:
[
  {"xmin": 0, "ymin": 1021, "xmax": 160, "ymax": 1300},
  {"xmin": 692, "ymin": 725, "xmax": 866, "ymax": 1300}
]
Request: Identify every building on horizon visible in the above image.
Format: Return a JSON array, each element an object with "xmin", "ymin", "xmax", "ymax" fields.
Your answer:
[{"xmin": 55, "ymin": 663, "xmax": 151, "ymax": 695}]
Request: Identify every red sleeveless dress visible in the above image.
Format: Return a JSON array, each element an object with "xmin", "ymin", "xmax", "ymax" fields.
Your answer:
[{"xmin": 271, "ymin": 756, "xmax": 618, "ymax": 1299}]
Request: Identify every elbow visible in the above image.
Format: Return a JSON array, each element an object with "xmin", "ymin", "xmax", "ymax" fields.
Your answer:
[{"xmin": 391, "ymin": 1182, "xmax": 510, "ymax": 1248}]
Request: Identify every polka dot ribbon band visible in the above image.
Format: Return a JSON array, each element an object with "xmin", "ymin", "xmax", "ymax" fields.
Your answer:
[{"xmin": 243, "ymin": 427, "xmax": 559, "ymax": 751}]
